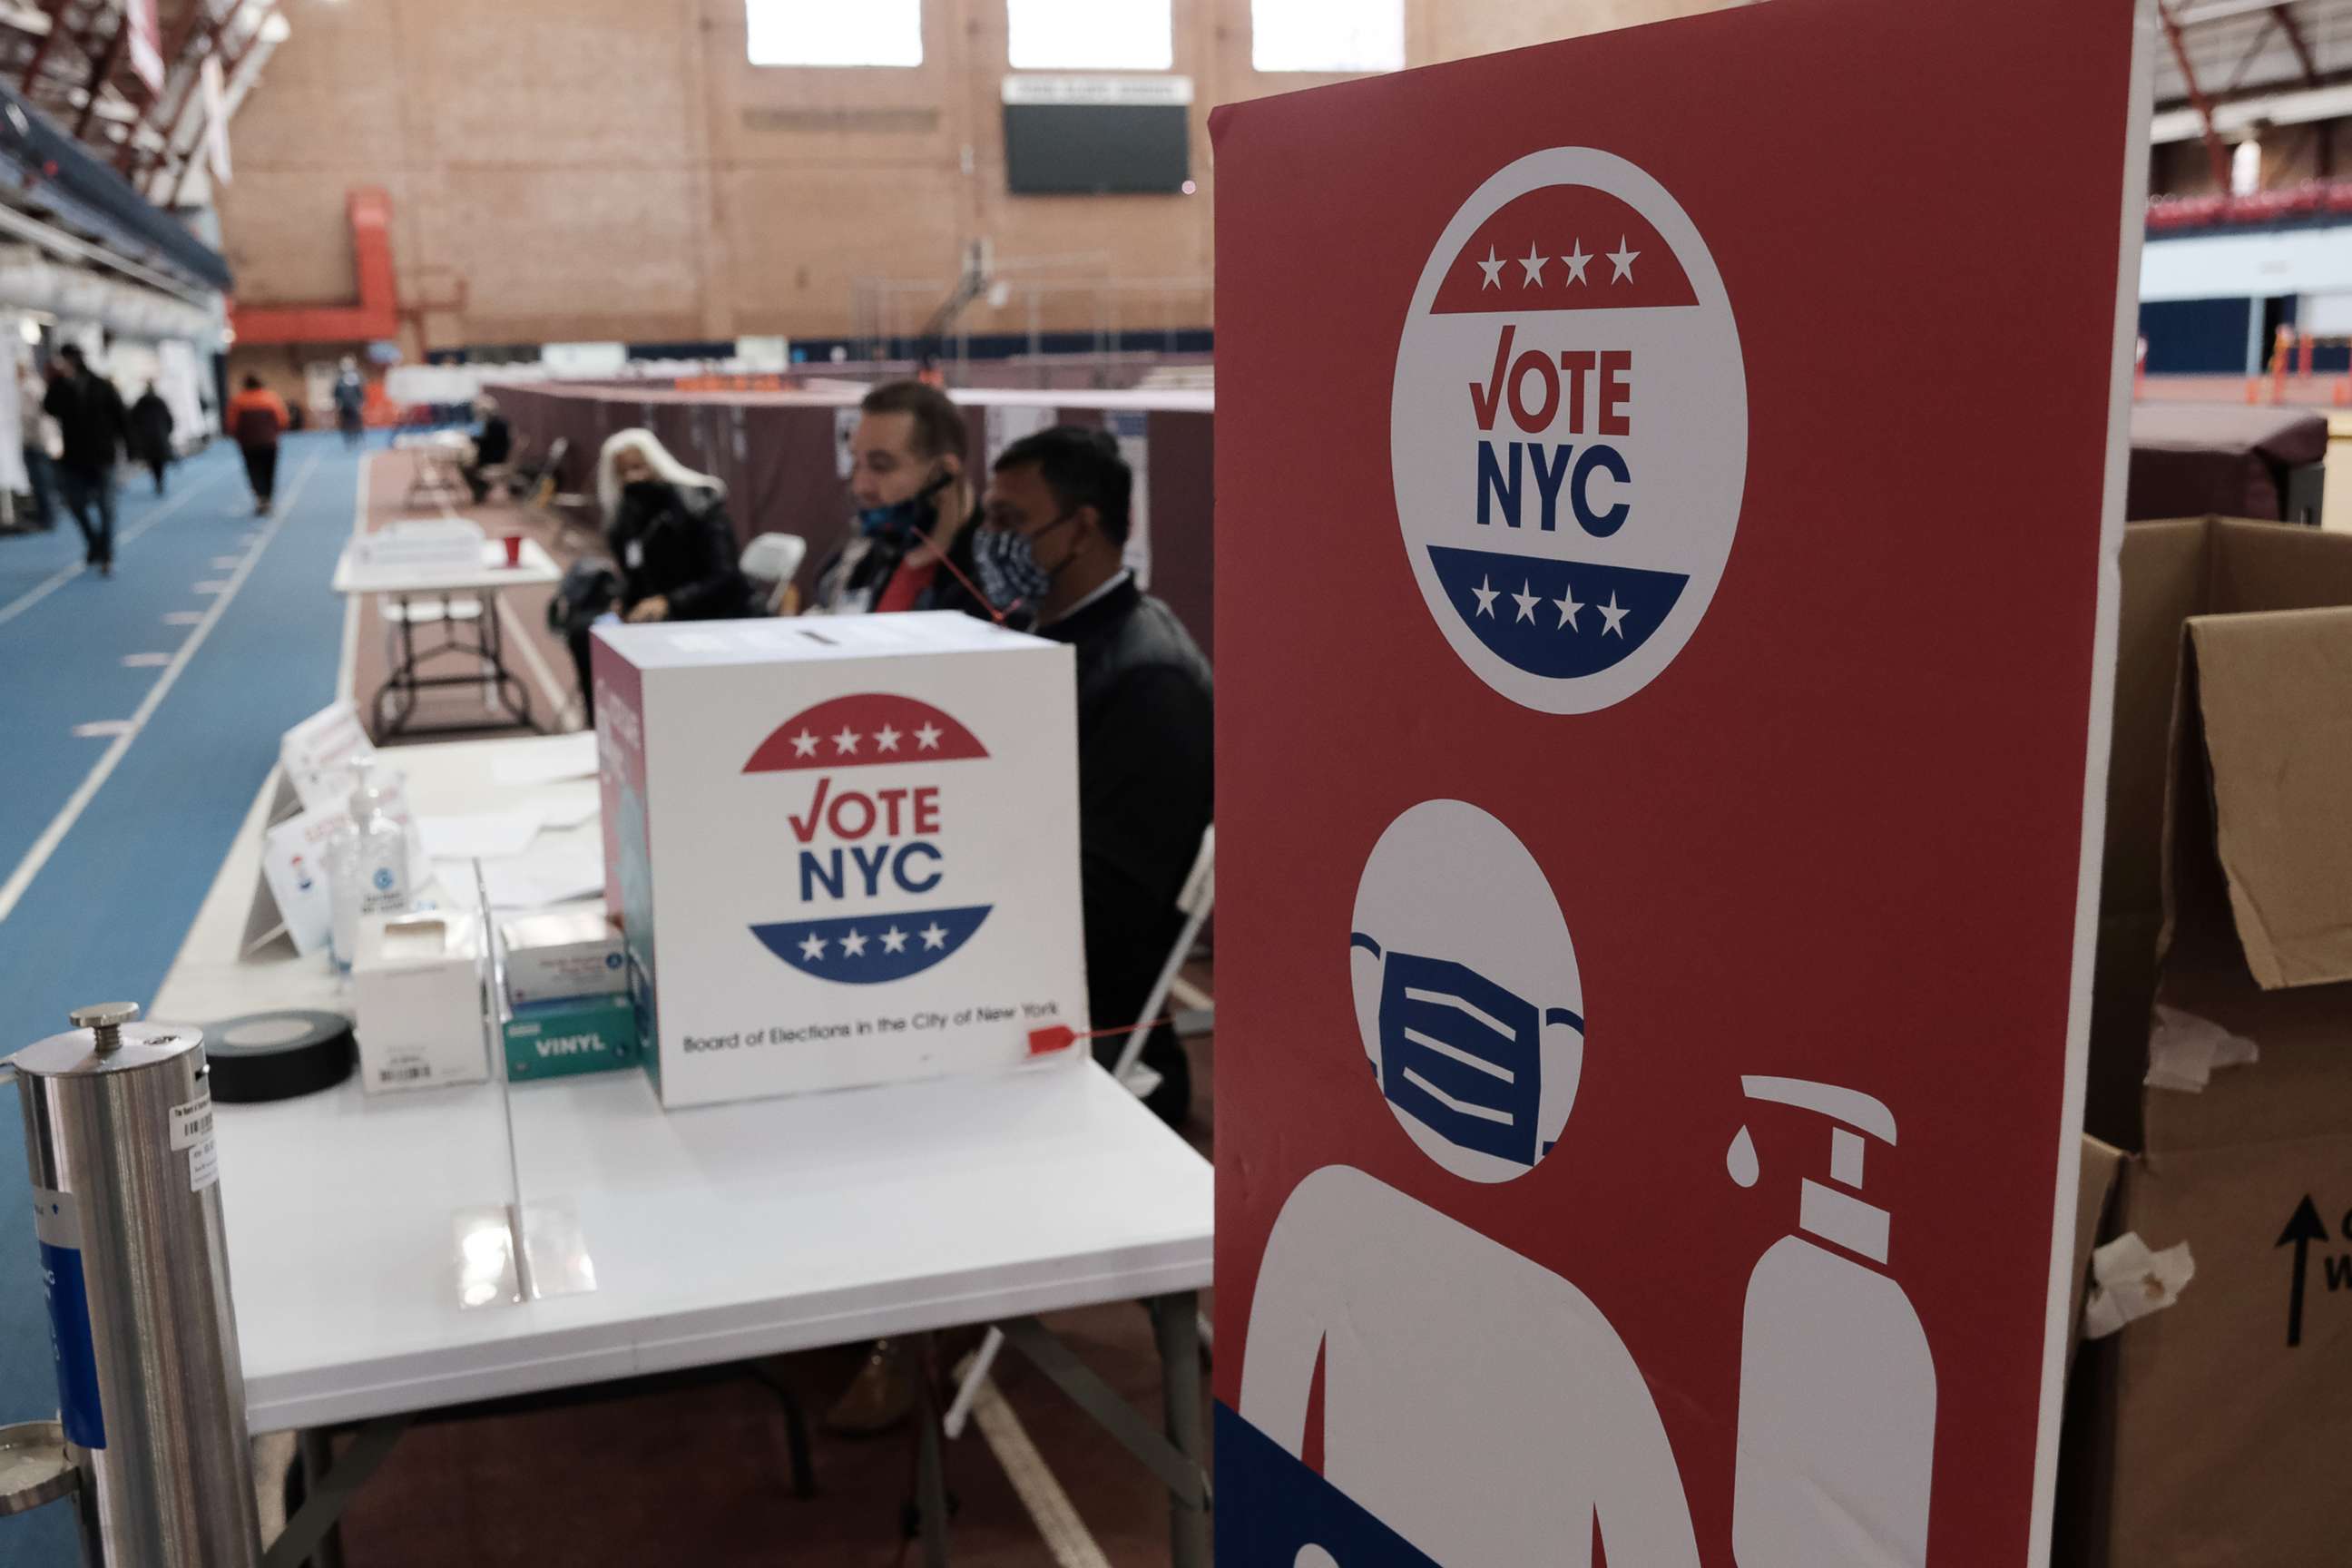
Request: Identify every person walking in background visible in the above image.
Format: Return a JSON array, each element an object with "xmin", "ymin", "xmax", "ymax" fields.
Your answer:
[
  {"xmin": 333, "ymin": 356, "xmax": 367, "ymax": 448},
  {"xmin": 16, "ymin": 360, "xmax": 54, "ymax": 531},
  {"xmin": 225, "ymin": 374, "xmax": 289, "ymax": 515},
  {"xmin": 43, "ymin": 345, "xmax": 126, "ymax": 575},
  {"xmin": 131, "ymin": 382, "xmax": 174, "ymax": 495}
]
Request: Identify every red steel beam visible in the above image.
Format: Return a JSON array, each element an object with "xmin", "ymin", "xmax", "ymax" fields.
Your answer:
[
  {"xmin": 127, "ymin": 0, "xmax": 226, "ymax": 172},
  {"xmin": 16, "ymin": 0, "xmax": 64, "ymax": 93},
  {"xmin": 2158, "ymin": 0, "xmax": 2237, "ymax": 190},
  {"xmin": 2272, "ymin": 3, "xmax": 2321, "ymax": 85},
  {"xmin": 166, "ymin": 0, "xmax": 272, "ymax": 205},
  {"xmin": 71, "ymin": 11, "xmax": 128, "ymax": 140},
  {"xmin": 229, "ymin": 186, "xmax": 401, "ymax": 345}
]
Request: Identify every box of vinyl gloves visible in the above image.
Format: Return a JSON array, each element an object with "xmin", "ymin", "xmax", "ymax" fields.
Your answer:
[{"xmin": 589, "ymin": 612, "xmax": 1089, "ymax": 1108}]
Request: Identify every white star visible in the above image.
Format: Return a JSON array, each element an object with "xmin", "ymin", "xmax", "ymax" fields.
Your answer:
[
  {"xmin": 915, "ymin": 722, "xmax": 942, "ymax": 750},
  {"xmin": 1554, "ymin": 584, "xmax": 1584, "ymax": 631},
  {"xmin": 880, "ymin": 926, "xmax": 908, "ymax": 954},
  {"xmin": 1476, "ymin": 245, "xmax": 1505, "ymax": 289},
  {"xmin": 789, "ymin": 730, "xmax": 818, "ymax": 758},
  {"xmin": 1471, "ymin": 575, "xmax": 1500, "ymax": 618},
  {"xmin": 839, "ymin": 928, "xmax": 868, "ymax": 957},
  {"xmin": 1517, "ymin": 243, "xmax": 1547, "ymax": 287},
  {"xmin": 798, "ymin": 933, "xmax": 828, "ymax": 961},
  {"xmin": 918, "ymin": 921, "xmax": 948, "ymax": 950},
  {"xmin": 1511, "ymin": 581, "xmax": 1541, "ymax": 623},
  {"xmin": 1561, "ymin": 240, "xmax": 1592, "ymax": 285},
  {"xmin": 832, "ymin": 725, "xmax": 860, "ymax": 754},
  {"xmin": 874, "ymin": 724, "xmax": 902, "ymax": 752},
  {"xmin": 1607, "ymin": 236, "xmax": 1639, "ymax": 283},
  {"xmin": 1599, "ymin": 593, "xmax": 1630, "ymax": 637}
]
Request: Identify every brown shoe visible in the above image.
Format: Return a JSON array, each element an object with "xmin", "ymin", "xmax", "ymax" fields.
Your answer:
[{"xmin": 824, "ymin": 1339, "xmax": 916, "ymax": 1437}]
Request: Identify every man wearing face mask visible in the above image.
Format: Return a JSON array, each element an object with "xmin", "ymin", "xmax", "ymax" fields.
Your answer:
[
  {"xmin": 812, "ymin": 380, "xmax": 985, "ymax": 616},
  {"xmin": 979, "ymin": 426, "xmax": 1213, "ymax": 1124}
]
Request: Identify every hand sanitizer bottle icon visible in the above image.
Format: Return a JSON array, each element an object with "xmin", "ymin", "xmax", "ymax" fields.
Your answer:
[{"xmin": 1727, "ymin": 1075, "xmax": 1936, "ymax": 1567}]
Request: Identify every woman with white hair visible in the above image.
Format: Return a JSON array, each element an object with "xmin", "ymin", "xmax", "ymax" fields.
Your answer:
[{"xmin": 566, "ymin": 427, "xmax": 753, "ymax": 716}]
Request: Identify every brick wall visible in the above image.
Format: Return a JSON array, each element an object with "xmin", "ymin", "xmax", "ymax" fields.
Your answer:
[{"xmin": 218, "ymin": 0, "xmax": 1736, "ymax": 357}]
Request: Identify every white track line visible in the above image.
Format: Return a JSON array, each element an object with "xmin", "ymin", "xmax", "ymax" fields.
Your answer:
[
  {"xmin": 0, "ymin": 452, "xmax": 321, "ymax": 925},
  {"xmin": 970, "ymin": 1376, "xmax": 1114, "ymax": 1568},
  {"xmin": 497, "ymin": 596, "xmax": 572, "ymax": 729},
  {"xmin": 0, "ymin": 464, "xmax": 231, "ymax": 629}
]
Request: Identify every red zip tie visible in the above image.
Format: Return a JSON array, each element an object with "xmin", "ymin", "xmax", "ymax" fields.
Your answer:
[
  {"xmin": 1027, "ymin": 1016, "xmax": 1171, "ymax": 1057},
  {"xmin": 904, "ymin": 513, "xmax": 1024, "ymax": 627}
]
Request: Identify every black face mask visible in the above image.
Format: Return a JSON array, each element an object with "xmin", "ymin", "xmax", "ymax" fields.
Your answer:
[{"xmin": 622, "ymin": 479, "xmax": 671, "ymax": 511}]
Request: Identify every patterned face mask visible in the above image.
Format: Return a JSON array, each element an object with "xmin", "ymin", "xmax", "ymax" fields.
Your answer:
[{"xmin": 972, "ymin": 513, "xmax": 1075, "ymax": 616}]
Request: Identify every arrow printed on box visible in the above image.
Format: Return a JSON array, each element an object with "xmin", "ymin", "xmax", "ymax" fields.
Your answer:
[{"xmin": 2278, "ymin": 1194, "xmax": 2328, "ymax": 1348}]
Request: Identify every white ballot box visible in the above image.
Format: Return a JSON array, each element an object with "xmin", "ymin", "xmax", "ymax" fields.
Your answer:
[{"xmin": 589, "ymin": 612, "xmax": 1088, "ymax": 1109}]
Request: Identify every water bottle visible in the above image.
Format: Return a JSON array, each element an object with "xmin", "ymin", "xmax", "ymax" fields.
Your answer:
[{"xmin": 328, "ymin": 769, "xmax": 413, "ymax": 970}]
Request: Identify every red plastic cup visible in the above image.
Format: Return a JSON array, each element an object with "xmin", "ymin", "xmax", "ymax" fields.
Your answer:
[{"xmin": 502, "ymin": 534, "xmax": 524, "ymax": 567}]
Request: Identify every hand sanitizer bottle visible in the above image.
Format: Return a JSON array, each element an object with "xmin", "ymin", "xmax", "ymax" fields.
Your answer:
[
  {"xmin": 1728, "ymin": 1075, "xmax": 1936, "ymax": 1568},
  {"xmin": 328, "ymin": 769, "xmax": 412, "ymax": 971}
]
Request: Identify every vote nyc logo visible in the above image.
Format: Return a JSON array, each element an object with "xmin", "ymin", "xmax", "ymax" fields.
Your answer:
[
  {"xmin": 740, "ymin": 693, "xmax": 992, "ymax": 985},
  {"xmin": 1390, "ymin": 148, "xmax": 1747, "ymax": 712}
]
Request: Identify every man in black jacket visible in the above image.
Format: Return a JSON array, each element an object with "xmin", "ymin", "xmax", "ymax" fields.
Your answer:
[
  {"xmin": 977, "ymin": 426, "xmax": 1213, "ymax": 1125},
  {"xmin": 814, "ymin": 379, "xmax": 985, "ymax": 616},
  {"xmin": 822, "ymin": 426, "xmax": 1210, "ymax": 1439},
  {"xmin": 43, "ymin": 347, "xmax": 126, "ymax": 575}
]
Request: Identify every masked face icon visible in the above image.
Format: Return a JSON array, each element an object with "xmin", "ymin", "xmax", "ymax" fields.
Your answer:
[
  {"xmin": 1350, "ymin": 799, "xmax": 1584, "ymax": 1182},
  {"xmin": 1350, "ymin": 940, "xmax": 1585, "ymax": 1168}
]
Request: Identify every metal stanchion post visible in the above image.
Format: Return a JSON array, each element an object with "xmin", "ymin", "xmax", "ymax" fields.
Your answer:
[{"xmin": 7, "ymin": 1002, "xmax": 262, "ymax": 1565}]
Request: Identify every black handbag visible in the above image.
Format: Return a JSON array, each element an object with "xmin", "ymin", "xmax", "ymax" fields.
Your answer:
[{"xmin": 546, "ymin": 559, "xmax": 622, "ymax": 638}]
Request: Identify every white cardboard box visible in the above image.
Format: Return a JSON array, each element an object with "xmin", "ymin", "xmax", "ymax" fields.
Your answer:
[
  {"xmin": 590, "ymin": 613, "xmax": 1088, "ymax": 1109},
  {"xmin": 352, "ymin": 910, "xmax": 489, "ymax": 1093},
  {"xmin": 500, "ymin": 906, "xmax": 627, "ymax": 1005}
]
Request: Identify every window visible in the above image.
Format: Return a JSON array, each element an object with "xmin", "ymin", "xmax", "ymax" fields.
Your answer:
[
  {"xmin": 746, "ymin": 0, "xmax": 923, "ymax": 68},
  {"xmin": 1007, "ymin": 0, "xmax": 1173, "ymax": 72},
  {"xmin": 1251, "ymin": 0, "xmax": 1404, "ymax": 74}
]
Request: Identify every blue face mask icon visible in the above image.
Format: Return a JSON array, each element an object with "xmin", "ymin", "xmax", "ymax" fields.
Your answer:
[{"xmin": 1350, "ymin": 933, "xmax": 1583, "ymax": 1168}]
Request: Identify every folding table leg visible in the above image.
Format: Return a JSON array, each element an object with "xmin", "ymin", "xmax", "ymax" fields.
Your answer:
[
  {"xmin": 1151, "ymin": 1291, "xmax": 1211, "ymax": 1568},
  {"xmin": 269, "ymin": 1418, "xmax": 407, "ymax": 1568},
  {"xmin": 912, "ymin": 1332, "xmax": 952, "ymax": 1568}
]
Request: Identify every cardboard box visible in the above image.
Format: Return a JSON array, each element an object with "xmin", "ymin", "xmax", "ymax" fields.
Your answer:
[
  {"xmin": 2068, "ymin": 1134, "xmax": 2127, "ymax": 1378},
  {"xmin": 589, "ymin": 612, "xmax": 1087, "ymax": 1108},
  {"xmin": 2089, "ymin": 516, "xmax": 2352, "ymax": 1144},
  {"xmin": 2070, "ymin": 518, "xmax": 2352, "ymax": 1565},
  {"xmin": 352, "ymin": 911, "xmax": 489, "ymax": 1092},
  {"xmin": 500, "ymin": 907, "xmax": 626, "ymax": 1005},
  {"xmin": 502, "ymin": 994, "xmax": 640, "ymax": 1081}
]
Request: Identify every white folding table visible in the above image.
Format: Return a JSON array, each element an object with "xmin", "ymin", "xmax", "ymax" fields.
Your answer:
[
  {"xmin": 151, "ymin": 738, "xmax": 1214, "ymax": 1568},
  {"xmin": 330, "ymin": 540, "xmax": 564, "ymax": 739}
]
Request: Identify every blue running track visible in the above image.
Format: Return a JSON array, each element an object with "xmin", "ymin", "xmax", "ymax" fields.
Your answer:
[{"xmin": 0, "ymin": 434, "xmax": 364, "ymax": 1563}]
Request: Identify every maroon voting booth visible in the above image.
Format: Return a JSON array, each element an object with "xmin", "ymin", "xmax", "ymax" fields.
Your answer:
[{"xmin": 1210, "ymin": 1, "xmax": 2147, "ymax": 1563}]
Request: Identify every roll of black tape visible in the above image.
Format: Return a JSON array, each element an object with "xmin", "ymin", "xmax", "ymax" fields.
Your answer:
[{"xmin": 202, "ymin": 1010, "xmax": 356, "ymax": 1103}]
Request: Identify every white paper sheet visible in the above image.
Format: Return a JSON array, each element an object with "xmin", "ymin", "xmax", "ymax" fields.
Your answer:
[
  {"xmin": 491, "ymin": 732, "xmax": 600, "ymax": 788},
  {"xmin": 418, "ymin": 808, "xmax": 546, "ymax": 861},
  {"xmin": 478, "ymin": 841, "xmax": 606, "ymax": 910},
  {"xmin": 536, "ymin": 781, "xmax": 602, "ymax": 830}
]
